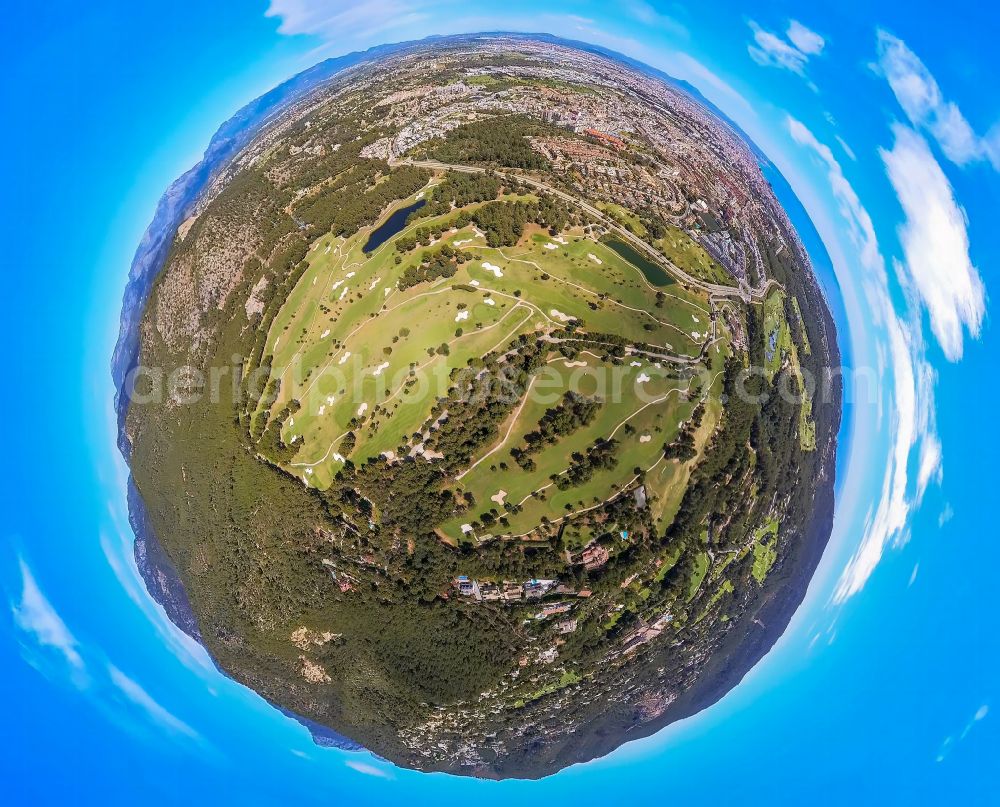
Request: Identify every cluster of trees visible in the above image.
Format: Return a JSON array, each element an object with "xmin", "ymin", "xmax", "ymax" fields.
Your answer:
[
  {"xmin": 325, "ymin": 340, "xmax": 549, "ymax": 541},
  {"xmin": 411, "ymin": 171, "xmax": 503, "ymax": 220},
  {"xmin": 471, "ymin": 200, "xmax": 535, "ymax": 246},
  {"xmin": 662, "ymin": 401, "xmax": 705, "ymax": 462},
  {"xmin": 296, "ymin": 164, "xmax": 430, "ymax": 240},
  {"xmin": 397, "ymin": 243, "xmax": 470, "ymax": 290},
  {"xmin": 294, "ymin": 158, "xmax": 383, "ymax": 237},
  {"xmin": 510, "ymin": 392, "xmax": 602, "ymax": 471},
  {"xmin": 469, "ymin": 195, "xmax": 571, "ymax": 247},
  {"xmin": 665, "ymin": 357, "xmax": 757, "ymax": 548},
  {"xmin": 395, "ymin": 193, "xmax": 572, "ymax": 254},
  {"xmin": 428, "ymin": 116, "xmax": 548, "ymax": 169},
  {"xmin": 554, "ymin": 438, "xmax": 620, "ymax": 491},
  {"xmin": 395, "ymin": 225, "xmax": 441, "ymax": 253},
  {"xmin": 257, "ymin": 399, "xmax": 302, "ymax": 463}
]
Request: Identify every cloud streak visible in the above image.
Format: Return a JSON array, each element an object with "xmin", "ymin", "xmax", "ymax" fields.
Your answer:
[
  {"xmin": 748, "ymin": 20, "xmax": 825, "ymax": 83},
  {"xmin": 12, "ymin": 558, "xmax": 85, "ymax": 675},
  {"xmin": 621, "ymin": 0, "xmax": 687, "ymax": 38},
  {"xmin": 937, "ymin": 703, "xmax": 989, "ymax": 762},
  {"xmin": 345, "ymin": 759, "xmax": 394, "ymax": 779},
  {"xmin": 785, "ymin": 116, "xmax": 942, "ymax": 603},
  {"xmin": 876, "ymin": 30, "xmax": 999, "ymax": 170},
  {"xmin": 108, "ymin": 664, "xmax": 200, "ymax": 740},
  {"xmin": 880, "ymin": 124, "xmax": 984, "ymax": 361}
]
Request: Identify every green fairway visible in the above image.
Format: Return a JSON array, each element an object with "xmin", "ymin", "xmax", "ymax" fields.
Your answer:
[
  {"xmin": 658, "ymin": 226, "xmax": 735, "ymax": 286},
  {"xmin": 439, "ymin": 357, "xmax": 693, "ymax": 541},
  {"xmin": 597, "ymin": 201, "xmax": 648, "ymax": 237},
  {"xmin": 686, "ymin": 551, "xmax": 710, "ymax": 601},
  {"xmin": 646, "ymin": 335, "xmax": 730, "ymax": 533},
  {"xmin": 751, "ymin": 518, "xmax": 780, "ymax": 583},
  {"xmin": 762, "ymin": 289, "xmax": 792, "ymax": 381},
  {"xmin": 762, "ymin": 289, "xmax": 816, "ymax": 451},
  {"xmin": 249, "ymin": 177, "xmax": 726, "ymax": 536}
]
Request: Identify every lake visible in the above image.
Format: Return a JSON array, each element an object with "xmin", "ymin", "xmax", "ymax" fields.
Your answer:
[
  {"xmin": 601, "ymin": 236, "xmax": 674, "ymax": 286},
  {"xmin": 363, "ymin": 198, "xmax": 426, "ymax": 252}
]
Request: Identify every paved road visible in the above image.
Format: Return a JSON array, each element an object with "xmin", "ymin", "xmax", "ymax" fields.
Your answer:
[{"xmin": 395, "ymin": 157, "xmax": 782, "ymax": 305}]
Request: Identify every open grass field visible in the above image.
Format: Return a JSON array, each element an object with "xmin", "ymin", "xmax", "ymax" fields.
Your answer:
[
  {"xmin": 597, "ymin": 202, "xmax": 648, "ymax": 237},
  {"xmin": 658, "ymin": 226, "xmax": 735, "ymax": 286},
  {"xmin": 250, "ymin": 176, "xmax": 725, "ymax": 537},
  {"xmin": 762, "ymin": 288, "xmax": 792, "ymax": 381},
  {"xmin": 686, "ymin": 551, "xmax": 711, "ymax": 602},
  {"xmin": 439, "ymin": 356, "xmax": 693, "ymax": 541},
  {"xmin": 751, "ymin": 517, "xmax": 780, "ymax": 583},
  {"xmin": 763, "ymin": 289, "xmax": 816, "ymax": 451},
  {"xmin": 646, "ymin": 333, "xmax": 731, "ymax": 533}
]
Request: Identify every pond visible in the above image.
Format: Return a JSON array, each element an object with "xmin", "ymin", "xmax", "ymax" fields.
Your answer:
[
  {"xmin": 602, "ymin": 236, "xmax": 674, "ymax": 286},
  {"xmin": 363, "ymin": 198, "xmax": 427, "ymax": 253}
]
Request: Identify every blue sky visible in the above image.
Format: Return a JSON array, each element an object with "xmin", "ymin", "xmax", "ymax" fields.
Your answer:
[{"xmin": 2, "ymin": 0, "xmax": 997, "ymax": 801}]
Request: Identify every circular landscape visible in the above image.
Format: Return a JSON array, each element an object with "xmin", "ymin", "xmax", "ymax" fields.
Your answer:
[{"xmin": 122, "ymin": 33, "xmax": 840, "ymax": 778}]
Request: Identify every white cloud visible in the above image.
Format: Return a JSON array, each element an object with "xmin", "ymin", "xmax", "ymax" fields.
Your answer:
[
  {"xmin": 880, "ymin": 124, "xmax": 985, "ymax": 361},
  {"xmin": 108, "ymin": 664, "xmax": 200, "ymax": 740},
  {"xmin": 786, "ymin": 117, "xmax": 880, "ymax": 272},
  {"xmin": 916, "ymin": 433, "xmax": 942, "ymax": 500},
  {"xmin": 345, "ymin": 759, "xmax": 394, "ymax": 779},
  {"xmin": 266, "ymin": 0, "xmax": 432, "ymax": 41},
  {"xmin": 665, "ymin": 51, "xmax": 754, "ymax": 115},
  {"xmin": 12, "ymin": 558, "xmax": 85, "ymax": 674},
  {"xmin": 622, "ymin": 1, "xmax": 687, "ymax": 37},
  {"xmin": 748, "ymin": 20, "xmax": 825, "ymax": 82},
  {"xmin": 835, "ymin": 135, "xmax": 856, "ymax": 161},
  {"xmin": 786, "ymin": 20, "xmax": 825, "ymax": 56},
  {"xmin": 876, "ymin": 30, "xmax": 998, "ymax": 169},
  {"xmin": 786, "ymin": 117, "xmax": 942, "ymax": 603},
  {"xmin": 938, "ymin": 502, "xmax": 954, "ymax": 527},
  {"xmin": 937, "ymin": 703, "xmax": 989, "ymax": 761}
]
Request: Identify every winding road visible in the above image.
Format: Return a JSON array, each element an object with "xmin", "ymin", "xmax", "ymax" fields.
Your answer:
[{"xmin": 394, "ymin": 157, "xmax": 783, "ymax": 305}]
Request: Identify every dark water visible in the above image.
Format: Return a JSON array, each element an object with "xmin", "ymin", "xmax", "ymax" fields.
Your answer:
[
  {"xmin": 602, "ymin": 236, "xmax": 674, "ymax": 286},
  {"xmin": 363, "ymin": 198, "xmax": 426, "ymax": 253}
]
